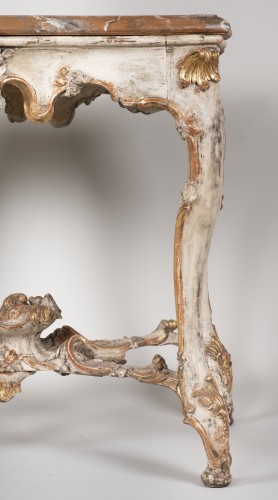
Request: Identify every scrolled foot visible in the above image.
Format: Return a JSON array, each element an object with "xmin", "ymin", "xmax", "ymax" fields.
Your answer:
[{"xmin": 201, "ymin": 465, "xmax": 232, "ymax": 488}]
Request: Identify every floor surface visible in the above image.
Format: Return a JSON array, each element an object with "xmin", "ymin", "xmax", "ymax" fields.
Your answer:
[{"xmin": 1, "ymin": 373, "xmax": 277, "ymax": 500}]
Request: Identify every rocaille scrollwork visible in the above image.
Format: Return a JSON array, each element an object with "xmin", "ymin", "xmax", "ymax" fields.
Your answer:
[
  {"xmin": 0, "ymin": 292, "xmax": 178, "ymax": 402},
  {"xmin": 192, "ymin": 374, "xmax": 228, "ymax": 420},
  {"xmin": 0, "ymin": 17, "xmax": 233, "ymax": 487},
  {"xmin": 55, "ymin": 66, "xmax": 87, "ymax": 97},
  {"xmin": 205, "ymin": 326, "xmax": 234, "ymax": 424},
  {"xmin": 0, "ymin": 64, "xmax": 203, "ymax": 139},
  {"xmin": 0, "ymin": 380, "xmax": 21, "ymax": 402},
  {"xmin": 205, "ymin": 326, "xmax": 233, "ymax": 393},
  {"xmin": 190, "ymin": 374, "xmax": 232, "ymax": 487},
  {"xmin": 0, "ymin": 293, "xmax": 61, "ymax": 332},
  {"xmin": 0, "ymin": 288, "xmax": 233, "ymax": 488}
]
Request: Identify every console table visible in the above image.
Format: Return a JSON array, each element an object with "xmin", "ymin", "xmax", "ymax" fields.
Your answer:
[{"xmin": 0, "ymin": 15, "xmax": 233, "ymax": 488}]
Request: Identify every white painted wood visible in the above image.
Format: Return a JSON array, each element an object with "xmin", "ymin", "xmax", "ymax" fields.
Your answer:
[
  {"xmin": 0, "ymin": 34, "xmax": 224, "ymax": 48},
  {"xmin": 0, "ymin": 31, "xmax": 232, "ymax": 487},
  {"xmin": 167, "ymin": 43, "xmax": 232, "ymax": 486},
  {"xmin": 4, "ymin": 45, "xmax": 168, "ymax": 105}
]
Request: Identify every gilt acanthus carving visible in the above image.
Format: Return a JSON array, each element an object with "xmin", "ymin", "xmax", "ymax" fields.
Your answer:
[
  {"xmin": 190, "ymin": 374, "xmax": 232, "ymax": 486},
  {"xmin": 0, "ymin": 20, "xmax": 233, "ymax": 487},
  {"xmin": 0, "ymin": 380, "xmax": 21, "ymax": 402},
  {"xmin": 128, "ymin": 354, "xmax": 178, "ymax": 392},
  {"xmin": 0, "ymin": 292, "xmax": 178, "ymax": 402},
  {"xmin": 192, "ymin": 374, "xmax": 228, "ymax": 421},
  {"xmin": 205, "ymin": 326, "xmax": 233, "ymax": 393},
  {"xmin": 0, "ymin": 293, "xmax": 61, "ymax": 333},
  {"xmin": 1, "ymin": 63, "xmax": 203, "ymax": 138},
  {"xmin": 178, "ymin": 48, "xmax": 220, "ymax": 91}
]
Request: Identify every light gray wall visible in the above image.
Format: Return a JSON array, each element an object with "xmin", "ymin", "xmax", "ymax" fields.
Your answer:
[{"xmin": 0, "ymin": 1, "xmax": 277, "ymax": 499}]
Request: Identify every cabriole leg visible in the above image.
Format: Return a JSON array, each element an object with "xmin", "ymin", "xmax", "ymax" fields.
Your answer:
[{"xmin": 174, "ymin": 97, "xmax": 232, "ymax": 487}]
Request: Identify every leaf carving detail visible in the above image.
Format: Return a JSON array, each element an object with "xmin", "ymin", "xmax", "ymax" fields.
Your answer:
[{"xmin": 178, "ymin": 49, "xmax": 220, "ymax": 91}]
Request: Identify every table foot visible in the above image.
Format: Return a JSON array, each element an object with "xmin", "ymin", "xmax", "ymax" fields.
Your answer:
[{"xmin": 201, "ymin": 464, "xmax": 232, "ymax": 488}]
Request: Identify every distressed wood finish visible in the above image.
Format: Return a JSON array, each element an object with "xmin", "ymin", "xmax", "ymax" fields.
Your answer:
[{"xmin": 0, "ymin": 15, "xmax": 233, "ymax": 488}]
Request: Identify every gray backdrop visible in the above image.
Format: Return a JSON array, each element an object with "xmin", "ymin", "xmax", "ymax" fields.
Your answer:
[{"xmin": 0, "ymin": 1, "xmax": 277, "ymax": 499}]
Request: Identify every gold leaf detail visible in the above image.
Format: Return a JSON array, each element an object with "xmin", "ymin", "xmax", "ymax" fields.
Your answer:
[
  {"xmin": 55, "ymin": 66, "xmax": 68, "ymax": 87},
  {"xmin": 192, "ymin": 375, "xmax": 227, "ymax": 420},
  {"xmin": 0, "ymin": 381, "xmax": 21, "ymax": 402},
  {"xmin": 128, "ymin": 354, "xmax": 178, "ymax": 392},
  {"xmin": 205, "ymin": 327, "xmax": 233, "ymax": 393},
  {"xmin": 4, "ymin": 349, "xmax": 19, "ymax": 365},
  {"xmin": 0, "ymin": 293, "xmax": 61, "ymax": 332},
  {"xmin": 178, "ymin": 49, "xmax": 220, "ymax": 91}
]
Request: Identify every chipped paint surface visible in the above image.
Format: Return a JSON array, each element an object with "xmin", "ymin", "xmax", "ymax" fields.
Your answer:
[
  {"xmin": 104, "ymin": 16, "xmax": 121, "ymax": 33},
  {"xmin": 0, "ymin": 34, "xmax": 224, "ymax": 48},
  {"xmin": 0, "ymin": 26, "xmax": 232, "ymax": 487}
]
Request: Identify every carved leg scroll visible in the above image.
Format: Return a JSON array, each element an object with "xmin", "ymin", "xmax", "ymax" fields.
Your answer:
[
  {"xmin": 0, "ymin": 16, "xmax": 233, "ymax": 488},
  {"xmin": 206, "ymin": 325, "xmax": 234, "ymax": 425},
  {"xmin": 0, "ymin": 293, "xmax": 179, "ymax": 400},
  {"xmin": 174, "ymin": 99, "xmax": 232, "ymax": 486}
]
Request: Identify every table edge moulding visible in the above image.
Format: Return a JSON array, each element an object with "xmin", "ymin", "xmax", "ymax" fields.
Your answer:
[{"xmin": 0, "ymin": 15, "xmax": 233, "ymax": 488}]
